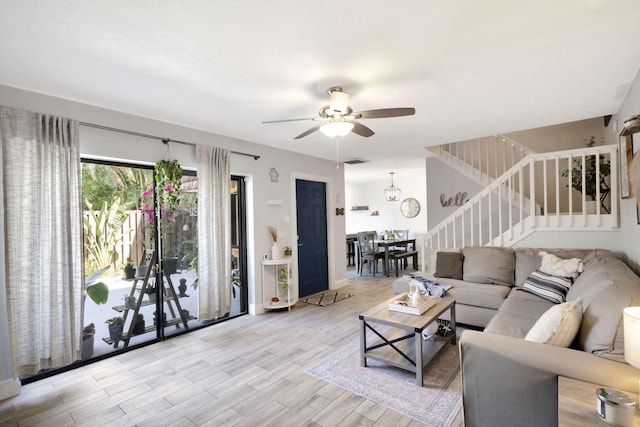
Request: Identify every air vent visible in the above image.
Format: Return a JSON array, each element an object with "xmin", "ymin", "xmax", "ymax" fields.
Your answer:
[{"xmin": 344, "ymin": 158, "xmax": 369, "ymax": 165}]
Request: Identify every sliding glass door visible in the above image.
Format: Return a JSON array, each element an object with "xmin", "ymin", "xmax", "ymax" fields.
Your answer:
[{"xmin": 79, "ymin": 161, "xmax": 248, "ymax": 360}]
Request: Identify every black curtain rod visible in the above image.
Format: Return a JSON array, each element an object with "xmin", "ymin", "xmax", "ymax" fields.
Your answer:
[{"xmin": 79, "ymin": 121, "xmax": 260, "ymax": 160}]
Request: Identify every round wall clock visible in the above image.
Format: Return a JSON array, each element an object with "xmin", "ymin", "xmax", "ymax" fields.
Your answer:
[{"xmin": 400, "ymin": 198, "xmax": 420, "ymax": 218}]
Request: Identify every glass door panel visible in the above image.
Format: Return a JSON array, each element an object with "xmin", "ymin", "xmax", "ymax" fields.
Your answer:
[
  {"xmin": 82, "ymin": 161, "xmax": 157, "ymax": 358},
  {"xmin": 81, "ymin": 165, "xmax": 248, "ymax": 356}
]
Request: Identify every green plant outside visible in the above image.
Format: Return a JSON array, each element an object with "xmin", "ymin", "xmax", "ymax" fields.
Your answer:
[
  {"xmin": 84, "ymin": 265, "xmax": 110, "ymax": 305},
  {"xmin": 83, "ymin": 197, "xmax": 130, "ymax": 275},
  {"xmin": 105, "ymin": 316, "xmax": 124, "ymax": 326}
]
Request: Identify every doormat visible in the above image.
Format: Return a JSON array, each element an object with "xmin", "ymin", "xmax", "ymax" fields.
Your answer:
[{"xmin": 302, "ymin": 291, "xmax": 352, "ymax": 307}]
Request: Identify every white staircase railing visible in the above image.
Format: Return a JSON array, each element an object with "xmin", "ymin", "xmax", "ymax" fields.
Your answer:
[
  {"xmin": 423, "ymin": 144, "xmax": 618, "ymax": 271},
  {"xmin": 426, "ymin": 134, "xmax": 535, "ymax": 186}
]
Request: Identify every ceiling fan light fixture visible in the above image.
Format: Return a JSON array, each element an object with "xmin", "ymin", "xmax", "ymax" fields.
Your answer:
[
  {"xmin": 384, "ymin": 172, "xmax": 401, "ymax": 201},
  {"xmin": 329, "ymin": 89, "xmax": 350, "ymax": 114},
  {"xmin": 320, "ymin": 120, "xmax": 354, "ymax": 138}
]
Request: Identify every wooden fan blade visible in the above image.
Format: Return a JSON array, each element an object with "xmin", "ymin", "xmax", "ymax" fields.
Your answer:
[
  {"xmin": 349, "ymin": 121, "xmax": 375, "ymax": 137},
  {"xmin": 352, "ymin": 108, "xmax": 415, "ymax": 119},
  {"xmin": 263, "ymin": 117, "xmax": 316, "ymax": 124},
  {"xmin": 294, "ymin": 125, "xmax": 321, "ymax": 139}
]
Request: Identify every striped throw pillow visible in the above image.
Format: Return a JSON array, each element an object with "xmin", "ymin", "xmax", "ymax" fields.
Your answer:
[{"xmin": 521, "ymin": 270, "xmax": 573, "ymax": 304}]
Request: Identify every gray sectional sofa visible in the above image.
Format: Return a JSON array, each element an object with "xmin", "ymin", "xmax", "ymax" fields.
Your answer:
[{"xmin": 393, "ymin": 247, "xmax": 640, "ymax": 427}]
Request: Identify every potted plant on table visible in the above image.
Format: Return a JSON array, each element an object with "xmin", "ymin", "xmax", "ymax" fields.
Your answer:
[{"xmin": 561, "ymin": 136, "xmax": 611, "ymax": 212}]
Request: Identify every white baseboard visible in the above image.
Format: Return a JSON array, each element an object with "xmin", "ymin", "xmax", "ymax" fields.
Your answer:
[
  {"xmin": 333, "ymin": 278, "xmax": 348, "ymax": 288},
  {"xmin": 0, "ymin": 378, "xmax": 20, "ymax": 400}
]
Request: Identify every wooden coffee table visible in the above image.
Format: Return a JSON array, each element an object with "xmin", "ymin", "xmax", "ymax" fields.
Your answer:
[{"xmin": 359, "ymin": 296, "xmax": 456, "ymax": 386}]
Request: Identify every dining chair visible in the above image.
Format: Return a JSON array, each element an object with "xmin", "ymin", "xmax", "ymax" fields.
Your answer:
[
  {"xmin": 357, "ymin": 232, "xmax": 385, "ymax": 276},
  {"xmin": 391, "ymin": 229, "xmax": 412, "ymax": 268}
]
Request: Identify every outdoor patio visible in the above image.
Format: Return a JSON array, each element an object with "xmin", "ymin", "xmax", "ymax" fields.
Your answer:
[{"xmin": 83, "ymin": 268, "xmax": 238, "ymax": 359}]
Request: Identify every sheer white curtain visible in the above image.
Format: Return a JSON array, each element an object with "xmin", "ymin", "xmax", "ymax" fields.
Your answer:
[
  {"xmin": 196, "ymin": 145, "xmax": 231, "ymax": 320},
  {"xmin": 0, "ymin": 106, "xmax": 83, "ymax": 376}
]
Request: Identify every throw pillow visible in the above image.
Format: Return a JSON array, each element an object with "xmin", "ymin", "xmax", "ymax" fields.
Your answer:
[
  {"xmin": 521, "ymin": 270, "xmax": 573, "ymax": 304},
  {"xmin": 434, "ymin": 252, "xmax": 463, "ymax": 280},
  {"xmin": 463, "ymin": 247, "xmax": 515, "ymax": 286},
  {"xmin": 525, "ymin": 298, "xmax": 583, "ymax": 347},
  {"xmin": 539, "ymin": 251, "xmax": 584, "ymax": 280}
]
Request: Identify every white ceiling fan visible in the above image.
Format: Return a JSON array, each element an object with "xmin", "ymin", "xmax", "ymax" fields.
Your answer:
[{"xmin": 263, "ymin": 86, "xmax": 416, "ymax": 139}]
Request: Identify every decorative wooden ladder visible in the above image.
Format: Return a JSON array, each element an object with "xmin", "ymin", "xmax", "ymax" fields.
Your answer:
[{"xmin": 104, "ymin": 248, "xmax": 193, "ymax": 348}]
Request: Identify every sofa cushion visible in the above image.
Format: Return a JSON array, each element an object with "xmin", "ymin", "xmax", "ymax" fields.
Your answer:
[
  {"xmin": 521, "ymin": 270, "xmax": 573, "ymax": 304},
  {"xmin": 446, "ymin": 278, "xmax": 511, "ymax": 310},
  {"xmin": 538, "ymin": 251, "xmax": 584, "ymax": 279},
  {"xmin": 484, "ymin": 289, "xmax": 554, "ymax": 338},
  {"xmin": 568, "ymin": 255, "xmax": 640, "ymax": 362},
  {"xmin": 393, "ymin": 276, "xmax": 509, "ymax": 310},
  {"xmin": 525, "ymin": 298, "xmax": 583, "ymax": 347},
  {"xmin": 463, "ymin": 247, "xmax": 515, "ymax": 286},
  {"xmin": 434, "ymin": 251, "xmax": 463, "ymax": 280}
]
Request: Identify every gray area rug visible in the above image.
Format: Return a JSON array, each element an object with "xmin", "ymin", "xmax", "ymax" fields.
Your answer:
[
  {"xmin": 302, "ymin": 291, "xmax": 352, "ymax": 307},
  {"xmin": 306, "ymin": 330, "xmax": 462, "ymax": 426}
]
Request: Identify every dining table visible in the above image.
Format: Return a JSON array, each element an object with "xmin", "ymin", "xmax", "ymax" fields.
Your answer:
[
  {"xmin": 375, "ymin": 238, "xmax": 417, "ymax": 277},
  {"xmin": 353, "ymin": 237, "xmax": 417, "ymax": 277}
]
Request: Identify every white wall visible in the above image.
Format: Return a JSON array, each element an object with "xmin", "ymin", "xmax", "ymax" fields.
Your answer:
[
  {"xmin": 345, "ymin": 169, "xmax": 427, "ymax": 237},
  {"xmin": 609, "ymin": 67, "xmax": 640, "ymax": 266},
  {"xmin": 506, "ymin": 117, "xmax": 608, "ymax": 152},
  {"xmin": 425, "ymin": 157, "xmax": 484, "ymax": 230},
  {"xmin": 0, "ymin": 84, "xmax": 346, "ymax": 389},
  {"xmin": 514, "ymin": 230, "xmax": 621, "ymax": 250}
]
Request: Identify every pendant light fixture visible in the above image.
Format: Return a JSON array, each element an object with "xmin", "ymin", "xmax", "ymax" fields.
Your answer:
[{"xmin": 384, "ymin": 172, "xmax": 401, "ymax": 201}]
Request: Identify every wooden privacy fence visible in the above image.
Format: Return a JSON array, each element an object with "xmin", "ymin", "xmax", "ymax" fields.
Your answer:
[{"xmin": 83, "ymin": 210, "xmax": 151, "ymax": 271}]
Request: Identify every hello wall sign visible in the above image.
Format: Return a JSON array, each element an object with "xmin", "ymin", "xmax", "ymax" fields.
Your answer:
[{"xmin": 440, "ymin": 192, "xmax": 468, "ymax": 207}]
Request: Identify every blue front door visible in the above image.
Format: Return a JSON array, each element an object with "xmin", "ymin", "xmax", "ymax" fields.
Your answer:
[{"xmin": 296, "ymin": 179, "xmax": 329, "ymax": 297}]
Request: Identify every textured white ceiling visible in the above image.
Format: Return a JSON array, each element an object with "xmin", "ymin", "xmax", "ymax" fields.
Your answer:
[{"xmin": 1, "ymin": 1, "xmax": 640, "ymax": 180}]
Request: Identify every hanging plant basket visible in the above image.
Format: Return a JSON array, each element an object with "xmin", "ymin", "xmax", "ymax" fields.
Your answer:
[{"xmin": 155, "ymin": 159, "xmax": 183, "ymax": 221}]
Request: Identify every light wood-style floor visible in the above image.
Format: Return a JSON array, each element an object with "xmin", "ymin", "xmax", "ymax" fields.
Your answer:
[{"xmin": 0, "ymin": 271, "xmax": 463, "ymax": 426}]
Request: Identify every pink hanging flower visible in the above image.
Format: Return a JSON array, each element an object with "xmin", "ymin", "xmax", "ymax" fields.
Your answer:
[
  {"xmin": 143, "ymin": 189, "xmax": 154, "ymax": 199},
  {"xmin": 167, "ymin": 212, "xmax": 177, "ymax": 222},
  {"xmin": 165, "ymin": 183, "xmax": 173, "ymax": 191}
]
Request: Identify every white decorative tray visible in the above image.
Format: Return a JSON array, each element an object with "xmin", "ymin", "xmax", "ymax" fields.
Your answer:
[{"xmin": 389, "ymin": 293, "xmax": 436, "ymax": 315}]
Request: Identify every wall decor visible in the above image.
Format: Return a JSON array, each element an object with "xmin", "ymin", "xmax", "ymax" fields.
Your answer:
[
  {"xmin": 400, "ymin": 198, "xmax": 420, "ymax": 218},
  {"xmin": 621, "ymin": 134, "xmax": 633, "ymax": 198},
  {"xmin": 269, "ymin": 168, "xmax": 279, "ymax": 182},
  {"xmin": 335, "ymin": 208, "xmax": 344, "ymax": 216},
  {"xmin": 440, "ymin": 192, "xmax": 468, "ymax": 207}
]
